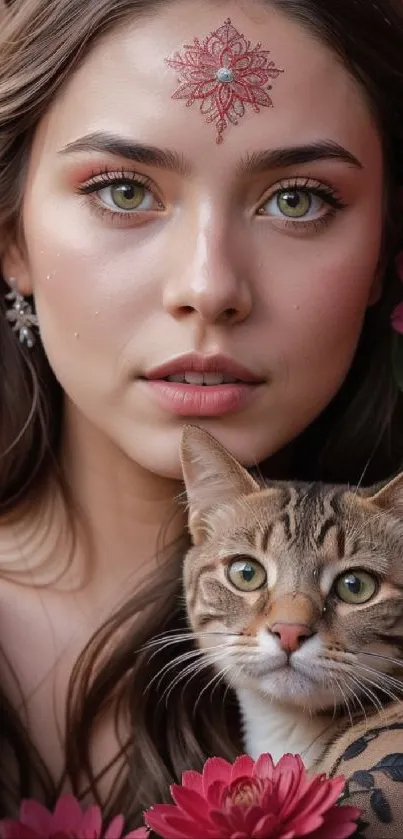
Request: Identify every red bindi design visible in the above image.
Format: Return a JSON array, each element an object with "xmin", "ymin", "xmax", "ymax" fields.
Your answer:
[{"xmin": 165, "ymin": 18, "xmax": 284, "ymax": 144}]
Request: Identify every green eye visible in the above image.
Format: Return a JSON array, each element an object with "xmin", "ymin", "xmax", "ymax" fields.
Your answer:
[
  {"xmin": 335, "ymin": 570, "xmax": 378, "ymax": 605},
  {"xmin": 227, "ymin": 558, "xmax": 267, "ymax": 592},
  {"xmin": 277, "ymin": 190, "xmax": 312, "ymax": 218},
  {"xmin": 110, "ymin": 183, "xmax": 146, "ymax": 210}
]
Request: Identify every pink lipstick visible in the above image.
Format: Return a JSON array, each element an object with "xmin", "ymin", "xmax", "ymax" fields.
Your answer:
[{"xmin": 141, "ymin": 352, "xmax": 264, "ymax": 417}]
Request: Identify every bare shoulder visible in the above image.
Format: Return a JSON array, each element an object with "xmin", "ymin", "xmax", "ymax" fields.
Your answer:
[{"xmin": 319, "ymin": 705, "xmax": 403, "ymax": 838}]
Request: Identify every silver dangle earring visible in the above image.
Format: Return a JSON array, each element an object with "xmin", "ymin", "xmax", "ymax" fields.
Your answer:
[{"xmin": 5, "ymin": 279, "xmax": 39, "ymax": 348}]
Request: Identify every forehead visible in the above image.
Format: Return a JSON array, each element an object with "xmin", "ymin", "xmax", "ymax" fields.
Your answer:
[
  {"xmin": 209, "ymin": 485, "xmax": 364, "ymax": 550},
  {"xmin": 37, "ymin": 0, "xmax": 381, "ymax": 169}
]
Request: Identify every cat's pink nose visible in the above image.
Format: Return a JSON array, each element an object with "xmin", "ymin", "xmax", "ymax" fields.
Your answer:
[{"xmin": 271, "ymin": 622, "xmax": 313, "ymax": 653}]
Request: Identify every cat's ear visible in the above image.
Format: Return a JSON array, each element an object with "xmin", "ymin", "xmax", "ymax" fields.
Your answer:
[
  {"xmin": 180, "ymin": 425, "xmax": 260, "ymax": 544},
  {"xmin": 366, "ymin": 472, "xmax": 403, "ymax": 514}
]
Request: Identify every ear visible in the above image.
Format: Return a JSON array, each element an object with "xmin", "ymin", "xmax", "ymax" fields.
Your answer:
[
  {"xmin": 1, "ymin": 241, "xmax": 33, "ymax": 296},
  {"xmin": 180, "ymin": 425, "xmax": 260, "ymax": 544},
  {"xmin": 366, "ymin": 472, "xmax": 403, "ymax": 514}
]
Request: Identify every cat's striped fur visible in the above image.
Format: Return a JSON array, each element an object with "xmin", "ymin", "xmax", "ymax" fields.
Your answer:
[{"xmin": 180, "ymin": 425, "xmax": 403, "ymax": 772}]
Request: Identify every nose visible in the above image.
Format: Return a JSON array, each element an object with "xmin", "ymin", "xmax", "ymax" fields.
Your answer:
[
  {"xmin": 163, "ymin": 208, "xmax": 252, "ymax": 326},
  {"xmin": 271, "ymin": 622, "xmax": 313, "ymax": 653}
]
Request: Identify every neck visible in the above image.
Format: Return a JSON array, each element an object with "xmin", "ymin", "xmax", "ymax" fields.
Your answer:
[
  {"xmin": 2, "ymin": 400, "xmax": 186, "ymax": 610},
  {"xmin": 60, "ymin": 400, "xmax": 186, "ymax": 600},
  {"xmin": 236, "ymin": 688, "xmax": 337, "ymax": 771}
]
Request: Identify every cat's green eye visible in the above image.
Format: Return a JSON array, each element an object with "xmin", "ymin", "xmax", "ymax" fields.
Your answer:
[
  {"xmin": 226, "ymin": 557, "xmax": 267, "ymax": 592},
  {"xmin": 334, "ymin": 570, "xmax": 378, "ymax": 605}
]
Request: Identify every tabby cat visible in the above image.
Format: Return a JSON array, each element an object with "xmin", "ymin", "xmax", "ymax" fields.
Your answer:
[{"xmin": 180, "ymin": 425, "xmax": 403, "ymax": 774}]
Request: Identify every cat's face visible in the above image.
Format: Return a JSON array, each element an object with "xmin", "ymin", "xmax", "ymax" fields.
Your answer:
[{"xmin": 181, "ymin": 426, "xmax": 403, "ymax": 712}]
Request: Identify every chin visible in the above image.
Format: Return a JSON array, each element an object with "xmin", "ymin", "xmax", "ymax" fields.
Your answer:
[
  {"xmin": 255, "ymin": 669, "xmax": 337, "ymax": 711},
  {"xmin": 184, "ymin": 420, "xmax": 280, "ymax": 467},
  {"xmin": 128, "ymin": 419, "xmax": 281, "ymax": 479}
]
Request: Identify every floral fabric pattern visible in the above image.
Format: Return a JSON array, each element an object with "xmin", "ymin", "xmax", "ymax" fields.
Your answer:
[{"xmin": 329, "ymin": 723, "xmax": 403, "ymax": 837}]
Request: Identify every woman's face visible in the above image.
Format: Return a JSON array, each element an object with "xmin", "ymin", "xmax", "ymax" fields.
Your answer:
[{"xmin": 4, "ymin": 0, "xmax": 384, "ymax": 477}]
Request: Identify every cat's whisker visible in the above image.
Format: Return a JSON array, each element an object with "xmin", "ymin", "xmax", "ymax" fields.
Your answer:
[
  {"xmin": 192, "ymin": 663, "xmax": 234, "ymax": 716},
  {"xmin": 158, "ymin": 654, "xmax": 224, "ymax": 707},
  {"xmin": 301, "ymin": 715, "xmax": 339, "ymax": 761},
  {"xmin": 333, "ymin": 672, "xmax": 364, "ymax": 719},
  {"xmin": 143, "ymin": 639, "xmax": 197, "ymax": 664},
  {"xmin": 218, "ymin": 662, "xmax": 245, "ymax": 711},
  {"xmin": 140, "ymin": 632, "xmax": 194, "ymax": 654},
  {"xmin": 332, "ymin": 675, "xmax": 355, "ymax": 729},
  {"xmin": 141, "ymin": 631, "xmax": 239, "ymax": 664},
  {"xmin": 324, "ymin": 657, "xmax": 403, "ymax": 715},
  {"xmin": 159, "ymin": 662, "xmax": 205, "ymax": 706},
  {"xmin": 352, "ymin": 664, "xmax": 403, "ymax": 705},
  {"xmin": 344, "ymin": 667, "xmax": 403, "ymax": 726},
  {"xmin": 348, "ymin": 648, "xmax": 403, "ymax": 669},
  {"xmin": 145, "ymin": 648, "xmax": 207, "ymax": 694},
  {"xmin": 210, "ymin": 662, "xmax": 234, "ymax": 704},
  {"xmin": 346, "ymin": 671, "xmax": 384, "ymax": 715},
  {"xmin": 141, "ymin": 629, "xmax": 239, "ymax": 652},
  {"xmin": 221, "ymin": 669, "xmax": 239, "ymax": 709},
  {"xmin": 172, "ymin": 658, "xmax": 232, "ymax": 713},
  {"xmin": 327, "ymin": 655, "xmax": 403, "ymax": 704},
  {"xmin": 353, "ymin": 460, "xmax": 372, "ymax": 494},
  {"xmin": 331, "ymin": 686, "xmax": 339, "ymax": 724},
  {"xmin": 352, "ymin": 660, "xmax": 403, "ymax": 690},
  {"xmin": 157, "ymin": 645, "xmax": 232, "ymax": 704},
  {"xmin": 151, "ymin": 641, "xmax": 232, "ymax": 690},
  {"xmin": 340, "ymin": 673, "xmax": 370, "ymax": 729},
  {"xmin": 347, "ymin": 510, "xmax": 390, "ymax": 543},
  {"xmin": 161, "ymin": 658, "xmax": 208, "ymax": 700},
  {"xmin": 344, "ymin": 460, "xmax": 372, "ymax": 532}
]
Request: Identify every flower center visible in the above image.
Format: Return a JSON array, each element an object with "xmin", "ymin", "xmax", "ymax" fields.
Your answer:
[
  {"xmin": 216, "ymin": 67, "xmax": 234, "ymax": 83},
  {"xmin": 224, "ymin": 778, "xmax": 263, "ymax": 809}
]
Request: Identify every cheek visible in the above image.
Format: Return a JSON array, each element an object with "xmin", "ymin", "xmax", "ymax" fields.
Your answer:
[
  {"xmin": 21, "ymin": 188, "xmax": 165, "ymax": 383},
  {"xmin": 264, "ymin": 212, "xmax": 382, "ymax": 372}
]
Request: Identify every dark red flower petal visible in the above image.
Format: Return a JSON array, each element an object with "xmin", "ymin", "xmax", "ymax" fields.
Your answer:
[{"xmin": 392, "ymin": 302, "xmax": 403, "ymax": 333}]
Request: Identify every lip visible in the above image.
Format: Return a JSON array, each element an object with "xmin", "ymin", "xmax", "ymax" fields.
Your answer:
[
  {"xmin": 140, "ymin": 353, "xmax": 265, "ymax": 418},
  {"xmin": 142, "ymin": 380, "xmax": 260, "ymax": 417},
  {"xmin": 144, "ymin": 352, "xmax": 263, "ymax": 383}
]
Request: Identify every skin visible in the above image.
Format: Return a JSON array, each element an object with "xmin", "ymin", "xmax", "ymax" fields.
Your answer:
[
  {"xmin": 0, "ymin": 0, "xmax": 386, "ymax": 785},
  {"xmin": 4, "ymin": 0, "xmax": 383, "ymax": 483}
]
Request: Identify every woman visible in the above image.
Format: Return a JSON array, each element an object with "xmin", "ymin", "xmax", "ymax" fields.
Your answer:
[{"xmin": 1, "ymin": 0, "xmax": 403, "ymax": 833}]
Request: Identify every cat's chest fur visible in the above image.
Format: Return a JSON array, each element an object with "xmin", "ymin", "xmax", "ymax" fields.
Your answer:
[{"xmin": 237, "ymin": 689, "xmax": 339, "ymax": 770}]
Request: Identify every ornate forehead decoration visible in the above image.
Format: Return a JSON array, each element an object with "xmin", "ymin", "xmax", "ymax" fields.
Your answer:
[{"xmin": 165, "ymin": 18, "xmax": 284, "ymax": 145}]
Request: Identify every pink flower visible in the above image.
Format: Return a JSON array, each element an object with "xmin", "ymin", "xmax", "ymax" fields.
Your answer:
[
  {"xmin": 392, "ymin": 301, "xmax": 403, "ymax": 333},
  {"xmin": 0, "ymin": 795, "xmax": 148, "ymax": 839},
  {"xmin": 144, "ymin": 753, "xmax": 360, "ymax": 839}
]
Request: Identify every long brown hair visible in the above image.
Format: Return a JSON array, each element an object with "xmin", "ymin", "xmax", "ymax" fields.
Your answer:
[{"xmin": 1, "ymin": 0, "xmax": 403, "ymax": 828}]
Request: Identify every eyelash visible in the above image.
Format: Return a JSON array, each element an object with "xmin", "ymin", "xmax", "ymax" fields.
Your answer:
[
  {"xmin": 77, "ymin": 169, "xmax": 347, "ymax": 232},
  {"xmin": 258, "ymin": 177, "xmax": 348, "ymax": 232},
  {"xmin": 77, "ymin": 167, "xmax": 163, "ymax": 220}
]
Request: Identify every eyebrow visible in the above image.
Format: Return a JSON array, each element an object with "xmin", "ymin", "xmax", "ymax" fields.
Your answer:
[
  {"xmin": 238, "ymin": 141, "xmax": 362, "ymax": 173},
  {"xmin": 59, "ymin": 132, "xmax": 190, "ymax": 175},
  {"xmin": 59, "ymin": 132, "xmax": 362, "ymax": 174}
]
